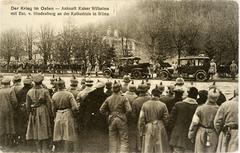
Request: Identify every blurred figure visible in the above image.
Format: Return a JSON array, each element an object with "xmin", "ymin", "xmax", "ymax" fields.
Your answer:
[
  {"xmin": 26, "ymin": 74, "xmax": 52, "ymax": 153},
  {"xmin": 94, "ymin": 61, "xmax": 100, "ymax": 76},
  {"xmin": 160, "ymin": 84, "xmax": 175, "ymax": 113},
  {"xmin": 0, "ymin": 78, "xmax": 18, "ymax": 150},
  {"xmin": 197, "ymin": 90, "xmax": 208, "ymax": 105},
  {"xmin": 67, "ymin": 75, "xmax": 81, "ymax": 99},
  {"xmin": 122, "ymin": 75, "xmax": 131, "ymax": 93},
  {"xmin": 100, "ymin": 81, "xmax": 132, "ymax": 153},
  {"xmin": 188, "ymin": 88, "xmax": 220, "ymax": 153},
  {"xmin": 139, "ymin": 86, "xmax": 171, "ymax": 153},
  {"xmin": 105, "ymin": 80, "xmax": 113, "ymax": 97},
  {"xmin": 49, "ymin": 75, "xmax": 58, "ymax": 97},
  {"xmin": 208, "ymin": 59, "xmax": 217, "ymax": 81},
  {"xmin": 168, "ymin": 87, "xmax": 198, "ymax": 153},
  {"xmin": 79, "ymin": 78, "xmax": 86, "ymax": 91},
  {"xmin": 209, "ymin": 82, "xmax": 226, "ymax": 106},
  {"xmin": 132, "ymin": 80, "xmax": 151, "ymax": 152},
  {"xmin": 214, "ymin": 89, "xmax": 238, "ymax": 153},
  {"xmin": 230, "ymin": 60, "xmax": 238, "ymax": 80},
  {"xmin": 52, "ymin": 78, "xmax": 78, "ymax": 152}
]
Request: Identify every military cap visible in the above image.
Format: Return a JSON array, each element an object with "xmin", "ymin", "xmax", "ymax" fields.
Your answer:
[
  {"xmin": 158, "ymin": 82, "xmax": 165, "ymax": 92},
  {"xmin": 70, "ymin": 75, "xmax": 79, "ymax": 85},
  {"xmin": 128, "ymin": 80, "xmax": 136, "ymax": 92},
  {"xmin": 56, "ymin": 77, "xmax": 65, "ymax": 85},
  {"xmin": 85, "ymin": 77, "xmax": 93, "ymax": 86},
  {"xmin": 151, "ymin": 85, "xmax": 161, "ymax": 97},
  {"xmin": 208, "ymin": 88, "xmax": 220, "ymax": 102},
  {"xmin": 137, "ymin": 80, "xmax": 147, "ymax": 92},
  {"xmin": 123, "ymin": 75, "xmax": 131, "ymax": 83},
  {"xmin": 32, "ymin": 74, "xmax": 44, "ymax": 83},
  {"xmin": 1, "ymin": 77, "xmax": 11, "ymax": 84},
  {"xmin": 175, "ymin": 77, "xmax": 184, "ymax": 86},
  {"xmin": 209, "ymin": 81, "xmax": 217, "ymax": 90},
  {"xmin": 12, "ymin": 73, "xmax": 22, "ymax": 81},
  {"xmin": 94, "ymin": 80, "xmax": 105, "ymax": 88},
  {"xmin": 23, "ymin": 76, "xmax": 32, "ymax": 85},
  {"xmin": 105, "ymin": 80, "xmax": 112, "ymax": 89}
]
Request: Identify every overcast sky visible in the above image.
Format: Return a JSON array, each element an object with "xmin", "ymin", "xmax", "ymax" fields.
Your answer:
[{"xmin": 0, "ymin": 0, "xmax": 135, "ymax": 33}]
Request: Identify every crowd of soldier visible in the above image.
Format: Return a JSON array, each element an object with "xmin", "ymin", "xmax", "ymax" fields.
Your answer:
[{"xmin": 0, "ymin": 74, "xmax": 238, "ymax": 153}]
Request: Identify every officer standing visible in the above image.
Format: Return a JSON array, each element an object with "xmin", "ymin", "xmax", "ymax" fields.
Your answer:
[
  {"xmin": 131, "ymin": 80, "xmax": 151, "ymax": 152},
  {"xmin": 214, "ymin": 89, "xmax": 238, "ymax": 152},
  {"xmin": 100, "ymin": 81, "xmax": 132, "ymax": 153},
  {"xmin": 52, "ymin": 78, "xmax": 79, "ymax": 152},
  {"xmin": 25, "ymin": 74, "xmax": 53, "ymax": 153}
]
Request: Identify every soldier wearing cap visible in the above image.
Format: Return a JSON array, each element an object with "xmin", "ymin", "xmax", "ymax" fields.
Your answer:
[
  {"xmin": 122, "ymin": 75, "xmax": 131, "ymax": 93},
  {"xmin": 0, "ymin": 78, "xmax": 18, "ymax": 149},
  {"xmin": 25, "ymin": 74, "xmax": 53, "ymax": 153},
  {"xmin": 105, "ymin": 80, "xmax": 113, "ymax": 97},
  {"xmin": 214, "ymin": 89, "xmax": 238, "ymax": 153},
  {"xmin": 175, "ymin": 77, "xmax": 188, "ymax": 100},
  {"xmin": 188, "ymin": 88, "xmax": 219, "ymax": 153},
  {"xmin": 100, "ymin": 81, "xmax": 132, "ymax": 153},
  {"xmin": 67, "ymin": 75, "xmax": 81, "ymax": 99},
  {"xmin": 81, "ymin": 80, "xmax": 108, "ymax": 152},
  {"xmin": 52, "ymin": 78, "xmax": 78, "ymax": 152},
  {"xmin": 76, "ymin": 77, "xmax": 95, "ymax": 104},
  {"xmin": 132, "ymin": 80, "xmax": 151, "ymax": 152},
  {"xmin": 15, "ymin": 75, "xmax": 33, "ymax": 145}
]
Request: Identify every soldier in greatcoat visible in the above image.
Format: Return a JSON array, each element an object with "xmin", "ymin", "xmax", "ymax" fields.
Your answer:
[
  {"xmin": 188, "ymin": 88, "xmax": 220, "ymax": 153},
  {"xmin": 0, "ymin": 78, "xmax": 18, "ymax": 150},
  {"xmin": 52, "ymin": 78, "xmax": 79, "ymax": 152},
  {"xmin": 100, "ymin": 81, "xmax": 132, "ymax": 153},
  {"xmin": 214, "ymin": 89, "xmax": 238, "ymax": 153},
  {"xmin": 139, "ymin": 86, "xmax": 171, "ymax": 153},
  {"xmin": 25, "ymin": 74, "xmax": 53, "ymax": 153},
  {"xmin": 132, "ymin": 80, "xmax": 151, "ymax": 152}
]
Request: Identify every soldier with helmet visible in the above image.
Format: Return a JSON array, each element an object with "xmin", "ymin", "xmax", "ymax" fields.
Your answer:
[
  {"xmin": 25, "ymin": 74, "xmax": 53, "ymax": 153},
  {"xmin": 100, "ymin": 81, "xmax": 132, "ymax": 153},
  {"xmin": 132, "ymin": 80, "xmax": 151, "ymax": 152},
  {"xmin": 122, "ymin": 75, "xmax": 131, "ymax": 93},
  {"xmin": 0, "ymin": 77, "xmax": 18, "ymax": 150},
  {"xmin": 52, "ymin": 78, "xmax": 79, "ymax": 152},
  {"xmin": 67, "ymin": 75, "xmax": 81, "ymax": 99}
]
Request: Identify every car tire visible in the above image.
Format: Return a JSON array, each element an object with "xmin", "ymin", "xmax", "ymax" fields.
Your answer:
[
  {"xmin": 103, "ymin": 69, "xmax": 112, "ymax": 78},
  {"xmin": 195, "ymin": 71, "xmax": 207, "ymax": 81},
  {"xmin": 132, "ymin": 70, "xmax": 142, "ymax": 79},
  {"xmin": 159, "ymin": 71, "xmax": 169, "ymax": 80}
]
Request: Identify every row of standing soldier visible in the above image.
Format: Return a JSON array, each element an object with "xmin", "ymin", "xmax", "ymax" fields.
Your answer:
[{"xmin": 0, "ymin": 74, "xmax": 238, "ymax": 153}]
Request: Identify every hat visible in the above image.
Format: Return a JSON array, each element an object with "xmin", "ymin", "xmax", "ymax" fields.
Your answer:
[
  {"xmin": 85, "ymin": 77, "xmax": 93, "ymax": 86},
  {"xmin": 56, "ymin": 77, "xmax": 65, "ymax": 85},
  {"xmin": 70, "ymin": 75, "xmax": 78, "ymax": 85},
  {"xmin": 1, "ymin": 78, "xmax": 11, "ymax": 84},
  {"xmin": 151, "ymin": 85, "xmax": 161, "ymax": 97},
  {"xmin": 209, "ymin": 81, "xmax": 217, "ymax": 90},
  {"xmin": 158, "ymin": 82, "xmax": 165, "ymax": 92},
  {"xmin": 32, "ymin": 74, "xmax": 44, "ymax": 83},
  {"xmin": 208, "ymin": 88, "xmax": 220, "ymax": 102},
  {"xmin": 175, "ymin": 77, "xmax": 184, "ymax": 86},
  {"xmin": 112, "ymin": 80, "xmax": 121, "ymax": 92},
  {"xmin": 94, "ymin": 80, "xmax": 105, "ymax": 89},
  {"xmin": 105, "ymin": 80, "xmax": 112, "ymax": 89},
  {"xmin": 128, "ymin": 80, "xmax": 136, "ymax": 92},
  {"xmin": 23, "ymin": 76, "xmax": 32, "ymax": 85},
  {"xmin": 137, "ymin": 80, "xmax": 147, "ymax": 92},
  {"xmin": 13, "ymin": 74, "xmax": 22, "ymax": 81},
  {"xmin": 123, "ymin": 75, "xmax": 131, "ymax": 83}
]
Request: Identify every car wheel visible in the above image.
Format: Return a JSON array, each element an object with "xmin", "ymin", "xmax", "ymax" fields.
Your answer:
[
  {"xmin": 103, "ymin": 69, "xmax": 112, "ymax": 78},
  {"xmin": 159, "ymin": 71, "xmax": 169, "ymax": 80},
  {"xmin": 132, "ymin": 70, "xmax": 142, "ymax": 79},
  {"xmin": 195, "ymin": 71, "xmax": 207, "ymax": 81}
]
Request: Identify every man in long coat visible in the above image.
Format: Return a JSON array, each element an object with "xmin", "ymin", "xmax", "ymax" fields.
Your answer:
[
  {"xmin": 138, "ymin": 86, "xmax": 171, "ymax": 153},
  {"xmin": 188, "ymin": 88, "xmax": 220, "ymax": 153},
  {"xmin": 26, "ymin": 74, "xmax": 53, "ymax": 153},
  {"xmin": 100, "ymin": 81, "xmax": 132, "ymax": 153},
  {"xmin": 52, "ymin": 78, "xmax": 79, "ymax": 152},
  {"xmin": 0, "ymin": 78, "xmax": 18, "ymax": 149},
  {"xmin": 168, "ymin": 87, "xmax": 198, "ymax": 153},
  {"xmin": 214, "ymin": 89, "xmax": 238, "ymax": 153}
]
